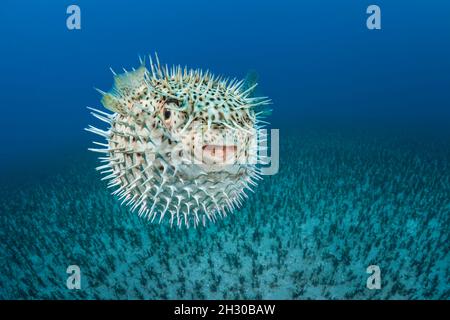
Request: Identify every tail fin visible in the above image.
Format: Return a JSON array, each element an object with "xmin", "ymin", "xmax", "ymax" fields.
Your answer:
[
  {"xmin": 243, "ymin": 70, "xmax": 272, "ymax": 117},
  {"xmin": 242, "ymin": 70, "xmax": 259, "ymax": 97}
]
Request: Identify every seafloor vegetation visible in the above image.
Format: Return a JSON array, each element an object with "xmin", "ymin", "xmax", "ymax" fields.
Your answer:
[{"xmin": 1, "ymin": 127, "xmax": 449, "ymax": 299}]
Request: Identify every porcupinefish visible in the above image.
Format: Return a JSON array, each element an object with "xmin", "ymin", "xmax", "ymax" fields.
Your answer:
[{"xmin": 86, "ymin": 54, "xmax": 271, "ymax": 228}]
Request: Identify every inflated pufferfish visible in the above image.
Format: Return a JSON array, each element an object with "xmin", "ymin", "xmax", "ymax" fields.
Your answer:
[{"xmin": 86, "ymin": 55, "xmax": 271, "ymax": 228}]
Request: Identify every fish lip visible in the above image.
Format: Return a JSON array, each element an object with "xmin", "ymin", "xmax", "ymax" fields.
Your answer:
[
  {"xmin": 202, "ymin": 144, "xmax": 237, "ymax": 151},
  {"xmin": 201, "ymin": 144, "xmax": 238, "ymax": 164}
]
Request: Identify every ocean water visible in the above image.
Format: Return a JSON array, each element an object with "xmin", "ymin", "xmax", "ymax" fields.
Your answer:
[{"xmin": 0, "ymin": 1, "xmax": 449, "ymax": 299}]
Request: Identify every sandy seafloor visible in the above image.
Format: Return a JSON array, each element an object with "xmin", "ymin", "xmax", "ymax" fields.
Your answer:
[{"xmin": 0, "ymin": 126, "xmax": 449, "ymax": 299}]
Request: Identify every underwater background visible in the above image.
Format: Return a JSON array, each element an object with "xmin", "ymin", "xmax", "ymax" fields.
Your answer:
[{"xmin": 0, "ymin": 0, "xmax": 449, "ymax": 299}]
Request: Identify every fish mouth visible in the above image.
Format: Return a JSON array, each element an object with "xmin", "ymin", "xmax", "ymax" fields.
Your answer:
[{"xmin": 202, "ymin": 144, "xmax": 237, "ymax": 164}]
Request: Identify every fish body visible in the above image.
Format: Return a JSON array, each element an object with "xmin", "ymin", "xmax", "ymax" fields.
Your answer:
[{"xmin": 87, "ymin": 55, "xmax": 271, "ymax": 228}]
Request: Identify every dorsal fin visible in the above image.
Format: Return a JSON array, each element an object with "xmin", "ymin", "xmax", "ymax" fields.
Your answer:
[
  {"xmin": 99, "ymin": 64, "xmax": 148, "ymax": 114},
  {"xmin": 113, "ymin": 65, "xmax": 147, "ymax": 94}
]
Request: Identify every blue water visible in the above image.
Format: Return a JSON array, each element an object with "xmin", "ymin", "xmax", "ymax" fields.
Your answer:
[{"xmin": 0, "ymin": 0, "xmax": 449, "ymax": 299}]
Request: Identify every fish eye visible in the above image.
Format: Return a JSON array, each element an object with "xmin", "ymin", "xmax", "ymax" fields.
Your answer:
[
  {"xmin": 163, "ymin": 108, "xmax": 171, "ymax": 120},
  {"xmin": 162, "ymin": 98, "xmax": 180, "ymax": 121}
]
